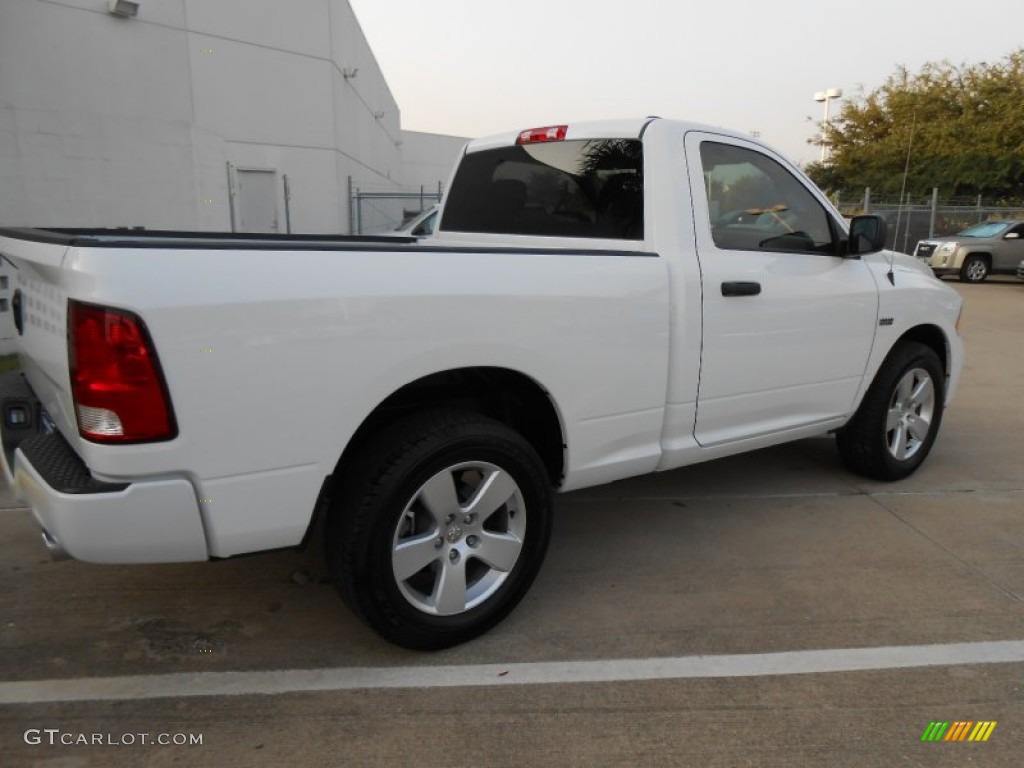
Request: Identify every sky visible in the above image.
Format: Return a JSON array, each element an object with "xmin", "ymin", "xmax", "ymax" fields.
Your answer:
[{"xmin": 346, "ymin": 0, "xmax": 1024, "ymax": 167}]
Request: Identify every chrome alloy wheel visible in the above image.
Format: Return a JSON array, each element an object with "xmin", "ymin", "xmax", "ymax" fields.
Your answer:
[
  {"xmin": 391, "ymin": 462, "xmax": 526, "ymax": 616},
  {"xmin": 965, "ymin": 259, "xmax": 988, "ymax": 281},
  {"xmin": 885, "ymin": 367, "xmax": 936, "ymax": 460}
]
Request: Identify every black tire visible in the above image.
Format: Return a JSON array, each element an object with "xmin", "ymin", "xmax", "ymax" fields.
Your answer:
[
  {"xmin": 836, "ymin": 342, "xmax": 945, "ymax": 481},
  {"xmin": 959, "ymin": 255, "xmax": 989, "ymax": 283},
  {"xmin": 327, "ymin": 409, "xmax": 553, "ymax": 650}
]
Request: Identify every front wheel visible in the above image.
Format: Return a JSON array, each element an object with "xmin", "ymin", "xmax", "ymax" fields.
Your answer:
[
  {"xmin": 327, "ymin": 409, "xmax": 553, "ymax": 650},
  {"xmin": 959, "ymin": 255, "xmax": 989, "ymax": 283},
  {"xmin": 836, "ymin": 342, "xmax": 945, "ymax": 481}
]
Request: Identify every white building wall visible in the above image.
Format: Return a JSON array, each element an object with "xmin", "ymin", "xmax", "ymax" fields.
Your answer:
[
  {"xmin": 0, "ymin": 0, "xmax": 425, "ymax": 235},
  {"xmin": 400, "ymin": 131, "xmax": 469, "ymax": 194},
  {"xmin": 0, "ymin": 0, "xmax": 200, "ymax": 229}
]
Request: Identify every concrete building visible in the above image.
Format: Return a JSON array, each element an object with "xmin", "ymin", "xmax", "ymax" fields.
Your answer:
[{"xmin": 0, "ymin": 0, "xmax": 466, "ymax": 235}]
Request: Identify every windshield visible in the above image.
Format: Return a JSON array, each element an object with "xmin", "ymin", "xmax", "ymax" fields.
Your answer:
[{"xmin": 956, "ymin": 221, "xmax": 1012, "ymax": 238}]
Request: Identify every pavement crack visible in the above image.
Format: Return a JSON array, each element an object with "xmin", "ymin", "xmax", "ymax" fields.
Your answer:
[
  {"xmin": 565, "ymin": 487, "xmax": 1024, "ymax": 504},
  {"xmin": 867, "ymin": 495, "xmax": 1024, "ymax": 605}
]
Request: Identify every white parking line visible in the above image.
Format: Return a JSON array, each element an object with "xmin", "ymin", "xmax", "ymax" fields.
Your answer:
[{"xmin": 2, "ymin": 640, "xmax": 1022, "ymax": 705}]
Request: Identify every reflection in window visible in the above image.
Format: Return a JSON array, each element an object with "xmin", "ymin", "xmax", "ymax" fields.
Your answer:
[
  {"xmin": 442, "ymin": 139, "xmax": 643, "ymax": 239},
  {"xmin": 700, "ymin": 142, "xmax": 835, "ymax": 254}
]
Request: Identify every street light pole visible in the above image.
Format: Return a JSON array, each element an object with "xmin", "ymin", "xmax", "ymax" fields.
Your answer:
[{"xmin": 813, "ymin": 88, "xmax": 843, "ymax": 163}]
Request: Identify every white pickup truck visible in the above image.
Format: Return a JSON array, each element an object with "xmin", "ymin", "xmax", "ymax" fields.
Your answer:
[{"xmin": 0, "ymin": 118, "xmax": 963, "ymax": 649}]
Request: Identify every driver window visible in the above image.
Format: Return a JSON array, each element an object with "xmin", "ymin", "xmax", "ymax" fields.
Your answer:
[{"xmin": 700, "ymin": 142, "xmax": 836, "ymax": 255}]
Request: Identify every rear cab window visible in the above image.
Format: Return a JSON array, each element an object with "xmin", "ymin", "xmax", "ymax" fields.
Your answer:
[{"xmin": 441, "ymin": 139, "xmax": 643, "ymax": 240}]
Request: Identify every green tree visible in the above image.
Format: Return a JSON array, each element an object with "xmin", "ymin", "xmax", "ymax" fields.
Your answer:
[{"xmin": 806, "ymin": 50, "xmax": 1024, "ymax": 201}]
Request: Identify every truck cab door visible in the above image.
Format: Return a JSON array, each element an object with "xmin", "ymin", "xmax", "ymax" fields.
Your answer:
[{"xmin": 684, "ymin": 132, "xmax": 878, "ymax": 447}]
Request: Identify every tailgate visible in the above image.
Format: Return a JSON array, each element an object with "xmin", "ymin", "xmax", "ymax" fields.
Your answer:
[{"xmin": 0, "ymin": 231, "xmax": 76, "ymax": 443}]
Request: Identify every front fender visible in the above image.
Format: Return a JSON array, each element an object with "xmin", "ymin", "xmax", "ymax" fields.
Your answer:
[
  {"xmin": 851, "ymin": 253, "xmax": 964, "ymax": 414},
  {"xmin": 952, "ymin": 247, "xmax": 992, "ymax": 267}
]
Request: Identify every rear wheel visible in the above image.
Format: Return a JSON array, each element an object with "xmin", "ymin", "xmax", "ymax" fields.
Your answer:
[
  {"xmin": 327, "ymin": 409, "xmax": 553, "ymax": 650},
  {"xmin": 959, "ymin": 255, "xmax": 989, "ymax": 282},
  {"xmin": 836, "ymin": 342, "xmax": 945, "ymax": 481}
]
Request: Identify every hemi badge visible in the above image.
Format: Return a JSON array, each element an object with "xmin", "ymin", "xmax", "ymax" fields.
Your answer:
[{"xmin": 879, "ymin": 318, "xmax": 894, "ymax": 326}]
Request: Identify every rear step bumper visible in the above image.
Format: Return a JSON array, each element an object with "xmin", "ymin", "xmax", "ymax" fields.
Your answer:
[{"xmin": 1, "ymin": 373, "xmax": 209, "ymax": 563}]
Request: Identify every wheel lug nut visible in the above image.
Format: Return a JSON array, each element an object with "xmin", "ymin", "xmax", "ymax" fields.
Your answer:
[
  {"xmin": 448, "ymin": 550, "xmax": 460, "ymax": 563},
  {"xmin": 434, "ymin": 537, "xmax": 444, "ymax": 549},
  {"xmin": 463, "ymin": 514, "xmax": 474, "ymax": 525},
  {"xmin": 466, "ymin": 535, "xmax": 479, "ymax": 548}
]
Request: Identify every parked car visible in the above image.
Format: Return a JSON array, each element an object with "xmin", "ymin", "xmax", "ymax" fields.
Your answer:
[
  {"xmin": 1018, "ymin": 259, "xmax": 1024, "ymax": 281},
  {"xmin": 0, "ymin": 118, "xmax": 964, "ymax": 650},
  {"xmin": 385, "ymin": 205, "xmax": 439, "ymax": 237},
  {"xmin": 915, "ymin": 220, "xmax": 1024, "ymax": 282}
]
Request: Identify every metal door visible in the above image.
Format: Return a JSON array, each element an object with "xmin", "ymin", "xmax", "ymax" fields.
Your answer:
[{"xmin": 235, "ymin": 168, "xmax": 279, "ymax": 233}]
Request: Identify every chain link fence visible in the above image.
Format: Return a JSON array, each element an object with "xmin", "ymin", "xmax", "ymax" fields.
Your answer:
[
  {"xmin": 834, "ymin": 188, "xmax": 1024, "ymax": 254},
  {"xmin": 347, "ymin": 180, "xmax": 1024, "ymax": 249},
  {"xmin": 347, "ymin": 178, "xmax": 443, "ymax": 235}
]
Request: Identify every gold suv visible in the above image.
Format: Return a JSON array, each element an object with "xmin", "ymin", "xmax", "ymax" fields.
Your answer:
[{"xmin": 915, "ymin": 220, "xmax": 1024, "ymax": 282}]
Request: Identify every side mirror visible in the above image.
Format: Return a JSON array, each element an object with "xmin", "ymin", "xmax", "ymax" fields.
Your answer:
[{"xmin": 847, "ymin": 214, "xmax": 888, "ymax": 256}]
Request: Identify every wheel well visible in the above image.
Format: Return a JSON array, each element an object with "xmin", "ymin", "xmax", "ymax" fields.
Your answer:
[
  {"xmin": 963, "ymin": 252, "xmax": 990, "ymax": 265},
  {"xmin": 336, "ymin": 367, "xmax": 565, "ymax": 487},
  {"xmin": 896, "ymin": 325, "xmax": 949, "ymax": 377}
]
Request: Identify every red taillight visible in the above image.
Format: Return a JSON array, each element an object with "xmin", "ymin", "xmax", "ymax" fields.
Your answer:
[
  {"xmin": 516, "ymin": 125, "xmax": 568, "ymax": 145},
  {"xmin": 68, "ymin": 301, "xmax": 177, "ymax": 443}
]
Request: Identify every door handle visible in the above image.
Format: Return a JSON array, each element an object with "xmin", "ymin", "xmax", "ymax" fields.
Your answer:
[{"xmin": 721, "ymin": 281, "xmax": 761, "ymax": 297}]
